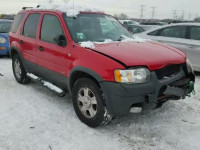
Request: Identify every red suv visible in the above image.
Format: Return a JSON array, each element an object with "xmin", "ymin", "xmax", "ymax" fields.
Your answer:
[{"xmin": 9, "ymin": 8, "xmax": 195, "ymax": 127}]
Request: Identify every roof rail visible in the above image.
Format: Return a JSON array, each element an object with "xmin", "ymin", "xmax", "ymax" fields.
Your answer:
[{"xmin": 22, "ymin": 7, "xmax": 33, "ymax": 10}]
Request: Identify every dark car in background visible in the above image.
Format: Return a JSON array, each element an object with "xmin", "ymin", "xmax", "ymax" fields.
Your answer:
[
  {"xmin": 140, "ymin": 21, "xmax": 168, "ymax": 26},
  {"xmin": 0, "ymin": 19, "xmax": 13, "ymax": 56}
]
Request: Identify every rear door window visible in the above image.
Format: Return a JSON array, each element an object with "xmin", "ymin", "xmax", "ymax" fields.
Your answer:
[
  {"xmin": 159, "ymin": 26, "xmax": 187, "ymax": 39},
  {"xmin": 21, "ymin": 14, "xmax": 41, "ymax": 39},
  {"xmin": 190, "ymin": 26, "xmax": 200, "ymax": 40},
  {"xmin": 11, "ymin": 13, "xmax": 25, "ymax": 33},
  {"xmin": 40, "ymin": 14, "xmax": 64, "ymax": 44}
]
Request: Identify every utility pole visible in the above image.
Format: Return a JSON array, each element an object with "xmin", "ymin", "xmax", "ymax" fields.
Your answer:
[
  {"xmin": 151, "ymin": 6, "xmax": 157, "ymax": 19},
  {"xmin": 49, "ymin": 0, "xmax": 53, "ymax": 4},
  {"xmin": 140, "ymin": 5, "xmax": 145, "ymax": 19},
  {"xmin": 63, "ymin": 0, "xmax": 69, "ymax": 3},
  {"xmin": 182, "ymin": 10, "xmax": 185, "ymax": 20},
  {"xmin": 188, "ymin": 12, "xmax": 192, "ymax": 20},
  {"xmin": 173, "ymin": 10, "xmax": 177, "ymax": 19},
  {"xmin": 195, "ymin": 13, "xmax": 198, "ymax": 19}
]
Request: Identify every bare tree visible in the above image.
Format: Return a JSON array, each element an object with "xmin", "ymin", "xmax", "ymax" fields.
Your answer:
[
  {"xmin": 118, "ymin": 13, "xmax": 128, "ymax": 20},
  {"xmin": 194, "ymin": 17, "xmax": 200, "ymax": 22},
  {"xmin": 113, "ymin": 14, "xmax": 119, "ymax": 19}
]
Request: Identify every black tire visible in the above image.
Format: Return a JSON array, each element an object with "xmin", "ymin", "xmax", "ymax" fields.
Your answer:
[
  {"xmin": 72, "ymin": 78, "xmax": 112, "ymax": 128},
  {"xmin": 12, "ymin": 54, "xmax": 30, "ymax": 84}
]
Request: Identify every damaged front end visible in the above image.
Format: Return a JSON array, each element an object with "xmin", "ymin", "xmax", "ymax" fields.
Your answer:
[
  {"xmin": 155, "ymin": 61, "xmax": 195, "ymax": 108},
  {"xmin": 100, "ymin": 60, "xmax": 195, "ymax": 116}
]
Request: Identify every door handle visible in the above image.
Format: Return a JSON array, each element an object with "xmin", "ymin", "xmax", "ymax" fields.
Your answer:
[
  {"xmin": 38, "ymin": 46, "xmax": 45, "ymax": 51},
  {"xmin": 19, "ymin": 40, "xmax": 24, "ymax": 44},
  {"xmin": 188, "ymin": 45, "xmax": 195, "ymax": 48}
]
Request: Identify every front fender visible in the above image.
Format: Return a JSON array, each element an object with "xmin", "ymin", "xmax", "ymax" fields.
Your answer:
[{"xmin": 68, "ymin": 66, "xmax": 104, "ymax": 94}]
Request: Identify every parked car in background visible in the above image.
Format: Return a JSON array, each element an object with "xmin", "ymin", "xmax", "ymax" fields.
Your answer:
[
  {"xmin": 10, "ymin": 7, "xmax": 195, "ymax": 128},
  {"xmin": 119, "ymin": 19, "xmax": 140, "ymax": 26},
  {"xmin": 127, "ymin": 25, "xmax": 159, "ymax": 34},
  {"xmin": 0, "ymin": 19, "xmax": 13, "ymax": 56},
  {"xmin": 140, "ymin": 21, "xmax": 168, "ymax": 26},
  {"xmin": 137, "ymin": 23, "xmax": 200, "ymax": 72}
]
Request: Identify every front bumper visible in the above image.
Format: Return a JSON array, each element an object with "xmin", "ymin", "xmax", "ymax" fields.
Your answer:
[{"xmin": 100, "ymin": 67, "xmax": 195, "ymax": 116}]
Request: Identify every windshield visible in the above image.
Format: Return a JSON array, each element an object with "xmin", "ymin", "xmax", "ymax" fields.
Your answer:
[
  {"xmin": 63, "ymin": 13, "xmax": 132, "ymax": 43},
  {"xmin": 0, "ymin": 21, "xmax": 12, "ymax": 33}
]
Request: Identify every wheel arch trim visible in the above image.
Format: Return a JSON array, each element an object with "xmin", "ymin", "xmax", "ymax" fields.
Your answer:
[
  {"xmin": 9, "ymin": 46, "xmax": 27, "ymax": 72},
  {"xmin": 68, "ymin": 66, "xmax": 104, "ymax": 94}
]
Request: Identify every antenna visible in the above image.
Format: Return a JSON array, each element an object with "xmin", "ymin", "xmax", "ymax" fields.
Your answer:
[
  {"xmin": 72, "ymin": 0, "xmax": 75, "ymax": 48},
  {"xmin": 22, "ymin": 7, "xmax": 33, "ymax": 10}
]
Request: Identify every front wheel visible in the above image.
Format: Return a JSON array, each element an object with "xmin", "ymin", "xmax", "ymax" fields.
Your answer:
[
  {"xmin": 72, "ymin": 78, "xmax": 112, "ymax": 128},
  {"xmin": 12, "ymin": 54, "xmax": 30, "ymax": 84}
]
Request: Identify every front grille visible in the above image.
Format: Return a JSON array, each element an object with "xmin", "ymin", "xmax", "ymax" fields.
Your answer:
[{"xmin": 155, "ymin": 64, "xmax": 181, "ymax": 80}]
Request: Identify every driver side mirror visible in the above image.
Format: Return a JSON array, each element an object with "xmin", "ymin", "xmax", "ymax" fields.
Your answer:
[{"xmin": 54, "ymin": 35, "xmax": 67, "ymax": 47}]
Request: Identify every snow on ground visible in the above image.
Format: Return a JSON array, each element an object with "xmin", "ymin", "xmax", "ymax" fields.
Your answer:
[{"xmin": 0, "ymin": 57, "xmax": 200, "ymax": 150}]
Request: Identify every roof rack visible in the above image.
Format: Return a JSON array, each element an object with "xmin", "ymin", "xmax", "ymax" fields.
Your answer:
[{"xmin": 22, "ymin": 7, "xmax": 33, "ymax": 10}]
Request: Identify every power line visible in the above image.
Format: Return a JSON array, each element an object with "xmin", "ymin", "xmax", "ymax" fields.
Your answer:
[
  {"xmin": 151, "ymin": 6, "xmax": 157, "ymax": 19},
  {"xmin": 140, "ymin": 5, "xmax": 145, "ymax": 19}
]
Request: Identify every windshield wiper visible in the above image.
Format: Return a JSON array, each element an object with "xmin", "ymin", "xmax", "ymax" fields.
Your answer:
[{"xmin": 116, "ymin": 35, "xmax": 126, "ymax": 41}]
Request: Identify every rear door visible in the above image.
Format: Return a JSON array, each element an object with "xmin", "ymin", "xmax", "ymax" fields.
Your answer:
[
  {"xmin": 18, "ymin": 13, "xmax": 41, "ymax": 65},
  {"xmin": 36, "ymin": 13, "xmax": 69, "ymax": 79},
  {"xmin": 186, "ymin": 26, "xmax": 200, "ymax": 71},
  {"xmin": 146, "ymin": 26, "xmax": 187, "ymax": 53}
]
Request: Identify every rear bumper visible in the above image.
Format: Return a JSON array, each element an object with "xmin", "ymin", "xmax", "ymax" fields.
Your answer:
[
  {"xmin": 0, "ymin": 45, "xmax": 9, "ymax": 55},
  {"xmin": 100, "ymin": 67, "xmax": 194, "ymax": 116}
]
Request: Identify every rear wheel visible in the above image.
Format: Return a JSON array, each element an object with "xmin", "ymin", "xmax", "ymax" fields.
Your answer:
[
  {"xmin": 12, "ymin": 54, "xmax": 30, "ymax": 84},
  {"xmin": 72, "ymin": 78, "xmax": 112, "ymax": 128}
]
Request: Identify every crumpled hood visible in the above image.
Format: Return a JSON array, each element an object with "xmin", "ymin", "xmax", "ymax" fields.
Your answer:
[{"xmin": 92, "ymin": 41, "xmax": 186, "ymax": 71}]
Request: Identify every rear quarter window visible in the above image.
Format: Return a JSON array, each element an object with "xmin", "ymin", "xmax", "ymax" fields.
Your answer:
[
  {"xmin": 190, "ymin": 26, "xmax": 200, "ymax": 40},
  {"xmin": 11, "ymin": 13, "xmax": 25, "ymax": 33}
]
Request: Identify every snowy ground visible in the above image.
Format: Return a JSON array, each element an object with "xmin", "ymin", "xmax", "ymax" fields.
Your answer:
[{"xmin": 0, "ymin": 57, "xmax": 200, "ymax": 150}]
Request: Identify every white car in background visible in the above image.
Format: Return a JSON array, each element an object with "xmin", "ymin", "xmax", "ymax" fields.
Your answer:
[
  {"xmin": 136, "ymin": 23, "xmax": 200, "ymax": 72},
  {"xmin": 119, "ymin": 20, "xmax": 140, "ymax": 26}
]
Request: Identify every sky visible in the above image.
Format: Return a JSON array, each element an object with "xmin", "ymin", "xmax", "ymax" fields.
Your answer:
[{"xmin": 0, "ymin": 0, "xmax": 199, "ymax": 19}]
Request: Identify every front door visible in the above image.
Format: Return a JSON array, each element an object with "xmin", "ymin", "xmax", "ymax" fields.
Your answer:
[
  {"xmin": 186, "ymin": 26, "xmax": 200, "ymax": 71},
  {"xmin": 36, "ymin": 13, "xmax": 69, "ymax": 87}
]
